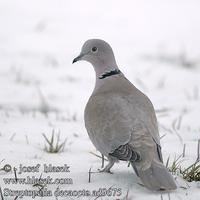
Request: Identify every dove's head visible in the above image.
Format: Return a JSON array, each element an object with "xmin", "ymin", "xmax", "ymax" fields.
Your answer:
[{"xmin": 73, "ymin": 39, "xmax": 119, "ymax": 77}]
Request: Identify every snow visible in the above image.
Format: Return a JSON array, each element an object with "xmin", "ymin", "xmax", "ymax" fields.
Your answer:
[{"xmin": 0, "ymin": 0, "xmax": 200, "ymax": 199}]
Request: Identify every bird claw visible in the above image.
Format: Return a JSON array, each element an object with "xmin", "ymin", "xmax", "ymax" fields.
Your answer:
[{"xmin": 98, "ymin": 168, "xmax": 113, "ymax": 174}]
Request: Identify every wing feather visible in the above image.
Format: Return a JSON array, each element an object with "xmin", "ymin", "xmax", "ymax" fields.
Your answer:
[{"xmin": 109, "ymin": 144, "xmax": 141, "ymax": 162}]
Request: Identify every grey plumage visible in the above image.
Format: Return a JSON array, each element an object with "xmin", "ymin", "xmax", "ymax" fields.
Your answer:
[{"xmin": 73, "ymin": 39, "xmax": 177, "ymax": 191}]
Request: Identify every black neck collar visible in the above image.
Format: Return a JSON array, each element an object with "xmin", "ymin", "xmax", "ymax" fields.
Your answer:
[{"xmin": 99, "ymin": 69, "xmax": 121, "ymax": 79}]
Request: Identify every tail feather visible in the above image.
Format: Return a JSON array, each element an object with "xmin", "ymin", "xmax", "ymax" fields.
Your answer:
[{"xmin": 132, "ymin": 161, "xmax": 177, "ymax": 191}]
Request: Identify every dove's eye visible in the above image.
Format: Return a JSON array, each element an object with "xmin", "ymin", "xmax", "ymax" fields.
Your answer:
[{"xmin": 91, "ymin": 47, "xmax": 98, "ymax": 53}]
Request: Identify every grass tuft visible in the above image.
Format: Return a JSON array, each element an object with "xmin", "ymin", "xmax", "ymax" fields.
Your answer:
[
  {"xmin": 181, "ymin": 162, "xmax": 200, "ymax": 182},
  {"xmin": 42, "ymin": 129, "xmax": 67, "ymax": 153},
  {"xmin": 167, "ymin": 155, "xmax": 200, "ymax": 182},
  {"xmin": 167, "ymin": 154, "xmax": 183, "ymax": 175}
]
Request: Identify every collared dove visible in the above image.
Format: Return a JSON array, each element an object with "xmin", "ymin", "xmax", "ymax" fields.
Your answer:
[{"xmin": 73, "ymin": 39, "xmax": 177, "ymax": 191}]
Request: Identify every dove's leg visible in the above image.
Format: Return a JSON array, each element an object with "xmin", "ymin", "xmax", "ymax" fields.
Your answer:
[{"xmin": 98, "ymin": 156, "xmax": 116, "ymax": 173}]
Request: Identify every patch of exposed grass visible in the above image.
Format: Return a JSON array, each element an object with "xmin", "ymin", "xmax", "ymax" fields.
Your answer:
[
  {"xmin": 181, "ymin": 162, "xmax": 200, "ymax": 182},
  {"xmin": 42, "ymin": 130, "xmax": 67, "ymax": 153},
  {"xmin": 166, "ymin": 155, "xmax": 200, "ymax": 182},
  {"xmin": 166, "ymin": 154, "xmax": 183, "ymax": 175},
  {"xmin": 166, "ymin": 140, "xmax": 200, "ymax": 183}
]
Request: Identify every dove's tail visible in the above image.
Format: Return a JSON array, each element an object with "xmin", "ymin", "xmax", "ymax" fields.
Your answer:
[{"xmin": 131, "ymin": 160, "xmax": 177, "ymax": 191}]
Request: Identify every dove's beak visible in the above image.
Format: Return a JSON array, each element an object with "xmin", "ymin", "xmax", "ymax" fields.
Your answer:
[{"xmin": 72, "ymin": 53, "xmax": 85, "ymax": 64}]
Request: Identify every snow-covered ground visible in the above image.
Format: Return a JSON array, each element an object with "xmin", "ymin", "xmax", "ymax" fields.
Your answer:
[{"xmin": 0, "ymin": 0, "xmax": 200, "ymax": 199}]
